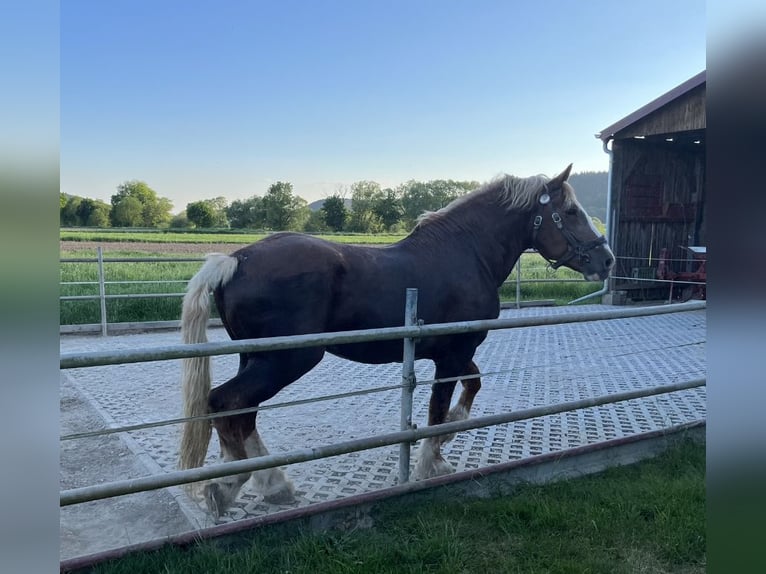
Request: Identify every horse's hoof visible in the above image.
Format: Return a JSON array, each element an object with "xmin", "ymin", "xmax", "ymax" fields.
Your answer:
[
  {"xmin": 262, "ymin": 481, "xmax": 296, "ymax": 505},
  {"xmin": 412, "ymin": 457, "xmax": 455, "ymax": 481}
]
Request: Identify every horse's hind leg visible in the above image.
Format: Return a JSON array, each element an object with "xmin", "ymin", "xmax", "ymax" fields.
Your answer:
[
  {"xmin": 204, "ymin": 411, "xmax": 257, "ymax": 518},
  {"xmin": 442, "ymin": 360, "xmax": 481, "ymax": 444},
  {"xmin": 243, "ymin": 427, "xmax": 296, "ymax": 504},
  {"xmin": 204, "ymin": 348, "xmax": 323, "ymax": 517}
]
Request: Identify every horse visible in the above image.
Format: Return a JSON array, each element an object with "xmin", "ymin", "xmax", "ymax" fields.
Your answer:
[{"xmin": 178, "ymin": 164, "xmax": 614, "ymax": 518}]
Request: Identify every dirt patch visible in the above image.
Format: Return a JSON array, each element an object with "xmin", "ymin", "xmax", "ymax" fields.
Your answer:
[{"xmin": 61, "ymin": 241, "xmax": 243, "ymax": 255}]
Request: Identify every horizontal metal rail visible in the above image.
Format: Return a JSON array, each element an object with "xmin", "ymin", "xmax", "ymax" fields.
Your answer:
[
  {"xmin": 614, "ymin": 255, "xmax": 706, "ymax": 263},
  {"xmin": 502, "ymin": 278, "xmax": 597, "ymax": 285},
  {"xmin": 611, "ymin": 275, "xmax": 706, "ymax": 286},
  {"xmin": 61, "ymin": 257, "xmax": 206, "ymax": 263},
  {"xmin": 61, "ymin": 301, "xmax": 706, "ymax": 369},
  {"xmin": 62, "ymin": 330, "xmax": 705, "ymax": 441},
  {"xmin": 61, "ymin": 293, "xmax": 185, "ymax": 302},
  {"xmin": 61, "ymin": 280, "xmax": 190, "ymax": 286},
  {"xmin": 59, "ymin": 249, "xmax": 591, "ymax": 330},
  {"xmin": 60, "ymin": 377, "xmax": 705, "ymax": 506},
  {"xmin": 60, "ymin": 251, "xmax": 542, "ymax": 265}
]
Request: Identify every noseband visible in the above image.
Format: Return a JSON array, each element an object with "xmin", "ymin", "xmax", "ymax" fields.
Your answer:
[{"xmin": 531, "ymin": 184, "xmax": 607, "ymax": 270}]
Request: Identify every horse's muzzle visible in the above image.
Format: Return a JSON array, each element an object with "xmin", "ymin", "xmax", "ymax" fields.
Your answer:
[{"xmin": 582, "ymin": 246, "xmax": 614, "ymax": 282}]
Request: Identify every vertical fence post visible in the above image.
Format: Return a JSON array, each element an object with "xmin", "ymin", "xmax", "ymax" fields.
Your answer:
[
  {"xmin": 97, "ymin": 247, "xmax": 108, "ymax": 337},
  {"xmin": 399, "ymin": 288, "xmax": 418, "ymax": 484},
  {"xmin": 515, "ymin": 256, "xmax": 522, "ymax": 309}
]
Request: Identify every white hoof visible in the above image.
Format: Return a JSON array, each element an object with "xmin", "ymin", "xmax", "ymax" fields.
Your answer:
[
  {"xmin": 413, "ymin": 455, "xmax": 455, "ymax": 481},
  {"xmin": 412, "ymin": 438, "xmax": 455, "ymax": 480},
  {"xmin": 250, "ymin": 467, "xmax": 296, "ymax": 504}
]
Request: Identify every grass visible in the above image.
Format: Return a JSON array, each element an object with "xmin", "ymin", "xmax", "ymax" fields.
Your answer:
[
  {"xmin": 84, "ymin": 438, "xmax": 705, "ymax": 574},
  {"xmin": 60, "ymin": 243, "xmax": 603, "ymax": 325},
  {"xmin": 61, "ymin": 229, "xmax": 407, "ymax": 245},
  {"xmin": 60, "ymin": 255, "xmax": 204, "ymax": 324}
]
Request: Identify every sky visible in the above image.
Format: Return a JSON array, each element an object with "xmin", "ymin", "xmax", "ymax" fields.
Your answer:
[{"xmin": 60, "ymin": 0, "xmax": 706, "ymax": 213}]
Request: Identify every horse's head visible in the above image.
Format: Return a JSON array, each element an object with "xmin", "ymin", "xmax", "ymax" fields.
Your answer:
[{"xmin": 530, "ymin": 164, "xmax": 614, "ymax": 281}]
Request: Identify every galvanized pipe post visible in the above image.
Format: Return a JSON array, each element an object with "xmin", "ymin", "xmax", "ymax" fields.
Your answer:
[
  {"xmin": 515, "ymin": 257, "xmax": 522, "ymax": 309},
  {"xmin": 399, "ymin": 288, "xmax": 418, "ymax": 484},
  {"xmin": 97, "ymin": 247, "xmax": 108, "ymax": 337}
]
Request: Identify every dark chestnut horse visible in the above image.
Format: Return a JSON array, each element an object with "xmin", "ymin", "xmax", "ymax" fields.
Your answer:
[{"xmin": 179, "ymin": 165, "xmax": 614, "ymax": 517}]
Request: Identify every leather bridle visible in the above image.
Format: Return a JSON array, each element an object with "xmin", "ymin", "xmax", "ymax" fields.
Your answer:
[{"xmin": 531, "ymin": 183, "xmax": 607, "ymax": 270}]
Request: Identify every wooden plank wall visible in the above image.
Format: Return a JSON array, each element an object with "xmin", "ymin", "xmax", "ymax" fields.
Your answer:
[
  {"xmin": 614, "ymin": 85, "xmax": 706, "ymax": 139},
  {"xmin": 610, "ymin": 140, "xmax": 706, "ymax": 288}
]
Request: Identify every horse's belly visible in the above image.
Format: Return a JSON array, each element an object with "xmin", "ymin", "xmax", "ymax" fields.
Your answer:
[{"xmin": 326, "ymin": 340, "xmax": 404, "ymax": 365}]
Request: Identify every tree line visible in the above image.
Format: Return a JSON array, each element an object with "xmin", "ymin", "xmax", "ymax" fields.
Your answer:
[{"xmin": 60, "ymin": 172, "xmax": 606, "ymax": 233}]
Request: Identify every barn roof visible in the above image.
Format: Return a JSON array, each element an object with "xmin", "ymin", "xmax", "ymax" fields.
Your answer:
[{"xmin": 596, "ymin": 70, "xmax": 706, "ymax": 142}]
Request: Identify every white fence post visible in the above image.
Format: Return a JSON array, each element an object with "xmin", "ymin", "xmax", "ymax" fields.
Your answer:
[
  {"xmin": 399, "ymin": 288, "xmax": 418, "ymax": 484},
  {"xmin": 97, "ymin": 247, "xmax": 108, "ymax": 337}
]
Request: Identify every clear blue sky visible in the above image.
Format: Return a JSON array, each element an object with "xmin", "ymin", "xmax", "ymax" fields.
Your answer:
[{"xmin": 61, "ymin": 0, "xmax": 706, "ymax": 213}]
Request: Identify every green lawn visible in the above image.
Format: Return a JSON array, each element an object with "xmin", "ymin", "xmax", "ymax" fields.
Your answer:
[
  {"xmin": 84, "ymin": 438, "xmax": 705, "ymax": 574},
  {"xmin": 61, "ymin": 229, "xmax": 407, "ymax": 245},
  {"xmin": 59, "ymin": 235, "xmax": 604, "ymax": 325}
]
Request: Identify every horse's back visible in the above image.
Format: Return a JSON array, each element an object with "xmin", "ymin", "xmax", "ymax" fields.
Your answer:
[{"xmin": 215, "ymin": 232, "xmax": 498, "ymax": 361}]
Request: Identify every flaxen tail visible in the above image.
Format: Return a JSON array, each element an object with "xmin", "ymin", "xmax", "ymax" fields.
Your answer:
[{"xmin": 178, "ymin": 253, "xmax": 239, "ymax": 472}]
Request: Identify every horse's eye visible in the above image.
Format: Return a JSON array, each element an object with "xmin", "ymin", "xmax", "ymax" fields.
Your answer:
[{"xmin": 566, "ymin": 208, "xmax": 579, "ymax": 216}]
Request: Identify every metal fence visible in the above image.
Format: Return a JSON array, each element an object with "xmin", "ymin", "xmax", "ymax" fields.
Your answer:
[
  {"xmin": 609, "ymin": 254, "xmax": 707, "ymax": 303},
  {"xmin": 60, "ymin": 248, "xmax": 597, "ymax": 336},
  {"xmin": 59, "ymin": 296, "xmax": 706, "ymax": 507}
]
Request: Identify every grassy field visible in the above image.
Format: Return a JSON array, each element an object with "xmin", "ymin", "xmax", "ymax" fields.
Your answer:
[
  {"xmin": 83, "ymin": 438, "xmax": 705, "ymax": 574},
  {"xmin": 60, "ymin": 232, "xmax": 603, "ymax": 325},
  {"xmin": 61, "ymin": 229, "xmax": 407, "ymax": 245}
]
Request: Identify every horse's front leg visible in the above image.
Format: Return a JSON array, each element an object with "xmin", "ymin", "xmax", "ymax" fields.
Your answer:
[
  {"xmin": 441, "ymin": 361, "xmax": 481, "ymax": 445},
  {"xmin": 412, "ymin": 373, "xmax": 458, "ymax": 481}
]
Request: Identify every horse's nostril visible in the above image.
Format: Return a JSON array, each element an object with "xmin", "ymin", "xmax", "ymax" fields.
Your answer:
[{"xmin": 605, "ymin": 258, "xmax": 614, "ymax": 269}]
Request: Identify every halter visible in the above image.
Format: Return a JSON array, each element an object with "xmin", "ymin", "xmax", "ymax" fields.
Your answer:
[{"xmin": 531, "ymin": 183, "xmax": 607, "ymax": 270}]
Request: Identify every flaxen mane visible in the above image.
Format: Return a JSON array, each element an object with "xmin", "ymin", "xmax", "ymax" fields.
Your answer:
[{"xmin": 415, "ymin": 174, "xmax": 577, "ymax": 229}]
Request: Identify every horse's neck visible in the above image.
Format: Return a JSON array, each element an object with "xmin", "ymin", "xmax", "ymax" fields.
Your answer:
[
  {"xmin": 405, "ymin": 205, "xmax": 532, "ymax": 286},
  {"xmin": 480, "ymin": 211, "xmax": 530, "ymax": 285}
]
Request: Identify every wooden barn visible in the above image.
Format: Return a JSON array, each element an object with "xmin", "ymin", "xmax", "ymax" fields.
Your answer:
[{"xmin": 596, "ymin": 71, "xmax": 706, "ymax": 302}]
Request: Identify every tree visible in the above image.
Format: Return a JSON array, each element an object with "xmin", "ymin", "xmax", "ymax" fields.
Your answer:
[
  {"xmin": 399, "ymin": 179, "xmax": 477, "ymax": 228},
  {"xmin": 110, "ymin": 180, "xmax": 173, "ymax": 227},
  {"xmin": 373, "ymin": 188, "xmax": 403, "ymax": 230},
  {"xmin": 347, "ymin": 180, "xmax": 383, "ymax": 233},
  {"xmin": 186, "ymin": 201, "xmax": 217, "ymax": 228},
  {"xmin": 77, "ymin": 198, "xmax": 111, "ymax": 227},
  {"xmin": 143, "ymin": 196, "xmax": 174, "ymax": 228},
  {"xmin": 204, "ymin": 196, "xmax": 230, "ymax": 227},
  {"xmin": 261, "ymin": 181, "xmax": 308, "ymax": 231},
  {"xmin": 60, "ymin": 195, "xmax": 82, "ymax": 226},
  {"xmin": 169, "ymin": 212, "xmax": 193, "ymax": 228},
  {"xmin": 303, "ymin": 209, "xmax": 330, "ymax": 233},
  {"xmin": 289, "ymin": 196, "xmax": 310, "ymax": 231},
  {"xmin": 227, "ymin": 196, "xmax": 265, "ymax": 229},
  {"xmin": 110, "ymin": 196, "xmax": 143, "ymax": 227},
  {"xmin": 60, "ymin": 194, "xmax": 111, "ymax": 226},
  {"xmin": 321, "ymin": 194, "xmax": 348, "ymax": 232},
  {"xmin": 186, "ymin": 197, "xmax": 229, "ymax": 228}
]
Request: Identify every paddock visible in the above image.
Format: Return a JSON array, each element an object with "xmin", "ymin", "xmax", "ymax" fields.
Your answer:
[{"xmin": 59, "ymin": 302, "xmax": 706, "ymax": 563}]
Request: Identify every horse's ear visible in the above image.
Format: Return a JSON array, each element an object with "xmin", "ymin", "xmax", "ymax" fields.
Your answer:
[{"xmin": 548, "ymin": 164, "xmax": 573, "ymax": 190}]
